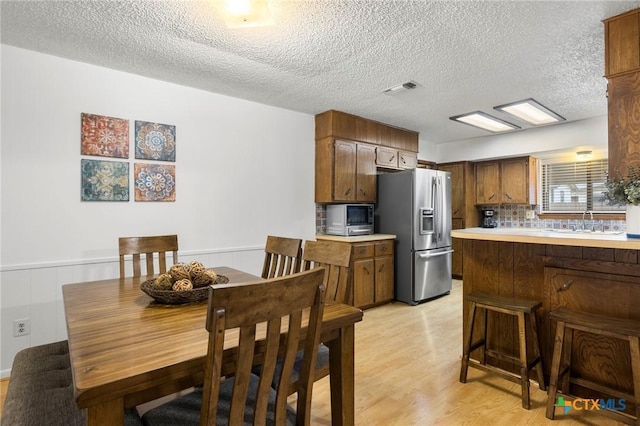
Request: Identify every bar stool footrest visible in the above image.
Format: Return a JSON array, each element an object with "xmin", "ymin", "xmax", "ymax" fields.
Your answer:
[
  {"xmin": 484, "ymin": 349, "xmax": 542, "ymax": 371},
  {"xmin": 467, "ymin": 359, "xmax": 528, "ymax": 387},
  {"xmin": 569, "ymin": 377, "xmax": 636, "ymax": 402}
]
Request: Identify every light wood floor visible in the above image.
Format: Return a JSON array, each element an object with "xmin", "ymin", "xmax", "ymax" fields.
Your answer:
[
  {"xmin": 297, "ymin": 280, "xmax": 624, "ymax": 425},
  {"xmin": 0, "ymin": 280, "xmax": 626, "ymax": 425}
]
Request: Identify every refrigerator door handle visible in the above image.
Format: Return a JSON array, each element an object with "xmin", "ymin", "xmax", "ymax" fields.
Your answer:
[
  {"xmin": 435, "ymin": 176, "xmax": 442, "ymax": 243},
  {"xmin": 418, "ymin": 249, "xmax": 454, "ymax": 258}
]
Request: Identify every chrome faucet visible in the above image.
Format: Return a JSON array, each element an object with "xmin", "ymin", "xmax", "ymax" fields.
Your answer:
[{"xmin": 582, "ymin": 210, "xmax": 594, "ymax": 231}]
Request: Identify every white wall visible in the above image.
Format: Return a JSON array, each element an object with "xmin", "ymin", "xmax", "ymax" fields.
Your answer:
[
  {"xmin": 424, "ymin": 115, "xmax": 609, "ymax": 163},
  {"xmin": 0, "ymin": 45, "xmax": 316, "ymax": 375}
]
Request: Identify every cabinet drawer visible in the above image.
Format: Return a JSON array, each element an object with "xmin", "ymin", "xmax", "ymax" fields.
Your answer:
[
  {"xmin": 375, "ymin": 240, "xmax": 394, "ymax": 256},
  {"xmin": 352, "ymin": 243, "xmax": 374, "ymax": 259}
]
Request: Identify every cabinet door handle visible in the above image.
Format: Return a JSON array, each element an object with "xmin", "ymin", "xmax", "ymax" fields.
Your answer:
[
  {"xmin": 378, "ymin": 264, "xmax": 385, "ymax": 273},
  {"xmin": 390, "ymin": 155, "xmax": 395, "ymax": 162},
  {"xmin": 489, "ymin": 194, "xmax": 496, "ymax": 201},
  {"xmin": 556, "ymin": 280, "xmax": 574, "ymax": 292},
  {"xmin": 363, "ymin": 267, "xmax": 370, "ymax": 275},
  {"xmin": 504, "ymin": 193, "xmax": 513, "ymax": 200}
]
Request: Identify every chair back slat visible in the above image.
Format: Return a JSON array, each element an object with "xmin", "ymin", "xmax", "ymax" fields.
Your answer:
[
  {"xmin": 201, "ymin": 268, "xmax": 326, "ymax": 426},
  {"xmin": 261, "ymin": 236, "xmax": 303, "ymax": 279},
  {"xmin": 118, "ymin": 235, "xmax": 178, "ymax": 278},
  {"xmin": 302, "ymin": 240, "xmax": 353, "ymax": 305}
]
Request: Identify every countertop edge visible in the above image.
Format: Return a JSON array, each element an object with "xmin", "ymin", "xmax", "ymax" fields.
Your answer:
[
  {"xmin": 452, "ymin": 228, "xmax": 640, "ymax": 249},
  {"xmin": 315, "ymin": 234, "xmax": 396, "ymax": 243}
]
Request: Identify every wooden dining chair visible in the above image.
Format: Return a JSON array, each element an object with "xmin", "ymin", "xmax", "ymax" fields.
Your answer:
[
  {"xmin": 274, "ymin": 239, "xmax": 353, "ymax": 396},
  {"xmin": 261, "ymin": 235, "xmax": 303, "ymax": 279},
  {"xmin": 118, "ymin": 234, "xmax": 179, "ymax": 278},
  {"xmin": 301, "ymin": 239, "xmax": 353, "ymax": 305},
  {"xmin": 141, "ymin": 268, "xmax": 327, "ymax": 426}
]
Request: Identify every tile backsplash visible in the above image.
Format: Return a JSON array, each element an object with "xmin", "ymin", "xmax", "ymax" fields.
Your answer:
[
  {"xmin": 316, "ymin": 203, "xmax": 625, "ymax": 234},
  {"xmin": 481, "ymin": 204, "xmax": 626, "ymax": 232},
  {"xmin": 316, "ymin": 204, "xmax": 327, "ymax": 235}
]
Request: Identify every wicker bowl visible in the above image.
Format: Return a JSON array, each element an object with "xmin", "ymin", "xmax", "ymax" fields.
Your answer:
[{"xmin": 141, "ymin": 274, "xmax": 229, "ymax": 305}]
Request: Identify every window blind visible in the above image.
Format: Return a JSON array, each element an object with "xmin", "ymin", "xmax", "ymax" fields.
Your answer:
[{"xmin": 541, "ymin": 159, "xmax": 621, "ymax": 213}]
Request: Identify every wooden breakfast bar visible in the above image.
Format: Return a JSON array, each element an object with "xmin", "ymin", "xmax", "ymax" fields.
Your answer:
[{"xmin": 452, "ymin": 227, "xmax": 640, "ymax": 414}]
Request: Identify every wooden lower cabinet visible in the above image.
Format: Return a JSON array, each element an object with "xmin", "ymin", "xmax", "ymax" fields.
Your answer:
[{"xmin": 351, "ymin": 240, "xmax": 395, "ymax": 308}]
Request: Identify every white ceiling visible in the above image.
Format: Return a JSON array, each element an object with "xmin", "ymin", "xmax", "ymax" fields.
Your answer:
[{"xmin": 1, "ymin": 1, "xmax": 638, "ymax": 144}]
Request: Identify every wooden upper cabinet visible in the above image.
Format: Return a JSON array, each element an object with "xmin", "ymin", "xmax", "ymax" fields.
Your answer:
[
  {"xmin": 334, "ymin": 140, "xmax": 357, "ymax": 201},
  {"xmin": 604, "ymin": 8, "xmax": 640, "ymax": 77},
  {"xmin": 399, "ymin": 151, "xmax": 417, "ymax": 169},
  {"xmin": 608, "ymin": 72, "xmax": 640, "ymax": 177},
  {"xmin": 501, "ymin": 157, "xmax": 537, "ymax": 204},
  {"xmin": 475, "ymin": 157, "xmax": 537, "ymax": 205},
  {"xmin": 315, "ymin": 110, "xmax": 418, "ymax": 152},
  {"xmin": 356, "ymin": 143, "xmax": 376, "ymax": 202},
  {"xmin": 315, "ymin": 110, "xmax": 419, "ymax": 203},
  {"xmin": 315, "ymin": 138, "xmax": 376, "ymax": 203},
  {"xmin": 376, "ymin": 146, "xmax": 398, "ymax": 169},
  {"xmin": 475, "ymin": 161, "xmax": 501, "ymax": 204}
]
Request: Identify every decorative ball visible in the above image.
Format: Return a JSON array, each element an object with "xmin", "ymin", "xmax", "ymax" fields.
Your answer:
[
  {"xmin": 188, "ymin": 261, "xmax": 206, "ymax": 280},
  {"xmin": 172, "ymin": 279, "xmax": 193, "ymax": 291},
  {"xmin": 154, "ymin": 273, "xmax": 174, "ymax": 290},
  {"xmin": 168, "ymin": 263, "xmax": 190, "ymax": 281},
  {"xmin": 193, "ymin": 269, "xmax": 218, "ymax": 288}
]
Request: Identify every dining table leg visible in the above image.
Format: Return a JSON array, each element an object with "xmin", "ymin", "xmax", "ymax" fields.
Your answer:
[
  {"xmin": 87, "ymin": 397, "xmax": 124, "ymax": 426},
  {"xmin": 327, "ymin": 323, "xmax": 356, "ymax": 426}
]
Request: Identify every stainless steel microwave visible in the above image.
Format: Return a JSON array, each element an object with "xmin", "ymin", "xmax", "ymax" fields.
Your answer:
[{"xmin": 326, "ymin": 204, "xmax": 374, "ymax": 236}]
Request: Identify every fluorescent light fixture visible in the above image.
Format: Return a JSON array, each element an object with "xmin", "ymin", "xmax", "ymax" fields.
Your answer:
[
  {"xmin": 221, "ymin": 0, "xmax": 274, "ymax": 28},
  {"xmin": 494, "ymin": 98, "xmax": 565, "ymax": 125},
  {"xmin": 449, "ymin": 111, "xmax": 519, "ymax": 133}
]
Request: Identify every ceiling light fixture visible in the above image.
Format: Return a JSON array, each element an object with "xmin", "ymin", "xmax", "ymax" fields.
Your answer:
[
  {"xmin": 494, "ymin": 98, "xmax": 565, "ymax": 125},
  {"xmin": 220, "ymin": 0, "xmax": 274, "ymax": 28},
  {"xmin": 449, "ymin": 111, "xmax": 520, "ymax": 133},
  {"xmin": 576, "ymin": 150, "xmax": 592, "ymax": 161}
]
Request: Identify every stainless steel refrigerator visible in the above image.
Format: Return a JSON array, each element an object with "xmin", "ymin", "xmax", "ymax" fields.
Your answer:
[{"xmin": 376, "ymin": 168, "xmax": 452, "ymax": 305}]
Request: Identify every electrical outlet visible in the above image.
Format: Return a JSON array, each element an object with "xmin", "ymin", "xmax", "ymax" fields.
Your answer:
[
  {"xmin": 13, "ymin": 318, "xmax": 30, "ymax": 337},
  {"xmin": 526, "ymin": 210, "xmax": 535, "ymax": 220}
]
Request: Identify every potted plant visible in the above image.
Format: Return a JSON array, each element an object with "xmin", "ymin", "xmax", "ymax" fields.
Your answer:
[{"xmin": 604, "ymin": 166, "xmax": 640, "ymax": 238}]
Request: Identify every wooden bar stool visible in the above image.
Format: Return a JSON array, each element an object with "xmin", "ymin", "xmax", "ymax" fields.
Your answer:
[
  {"xmin": 546, "ymin": 307, "xmax": 640, "ymax": 425},
  {"xmin": 460, "ymin": 291, "xmax": 546, "ymax": 409}
]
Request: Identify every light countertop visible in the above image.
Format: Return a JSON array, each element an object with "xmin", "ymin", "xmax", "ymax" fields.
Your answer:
[
  {"xmin": 452, "ymin": 227, "xmax": 640, "ymax": 250},
  {"xmin": 316, "ymin": 233, "xmax": 396, "ymax": 243}
]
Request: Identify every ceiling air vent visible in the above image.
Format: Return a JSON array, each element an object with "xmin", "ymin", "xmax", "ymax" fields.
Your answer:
[{"xmin": 383, "ymin": 80, "xmax": 420, "ymax": 94}]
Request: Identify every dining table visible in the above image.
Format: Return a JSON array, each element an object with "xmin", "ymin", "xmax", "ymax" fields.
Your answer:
[{"xmin": 62, "ymin": 266, "xmax": 363, "ymax": 426}]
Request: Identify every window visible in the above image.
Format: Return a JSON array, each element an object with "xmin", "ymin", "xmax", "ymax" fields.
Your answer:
[{"xmin": 541, "ymin": 159, "xmax": 622, "ymax": 213}]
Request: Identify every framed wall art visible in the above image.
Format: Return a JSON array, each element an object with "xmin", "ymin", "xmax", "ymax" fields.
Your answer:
[
  {"xmin": 134, "ymin": 163, "xmax": 176, "ymax": 202},
  {"xmin": 81, "ymin": 113, "xmax": 129, "ymax": 158},
  {"xmin": 135, "ymin": 120, "xmax": 176, "ymax": 162},
  {"xmin": 81, "ymin": 159, "xmax": 129, "ymax": 201}
]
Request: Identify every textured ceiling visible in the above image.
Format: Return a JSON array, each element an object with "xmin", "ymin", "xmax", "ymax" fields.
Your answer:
[{"xmin": 2, "ymin": 0, "xmax": 639, "ymax": 144}]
